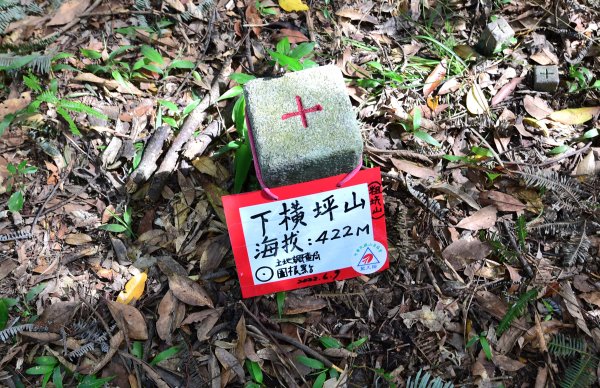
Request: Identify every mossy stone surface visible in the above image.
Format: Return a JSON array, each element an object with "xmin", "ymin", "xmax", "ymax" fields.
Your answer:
[{"xmin": 244, "ymin": 65, "xmax": 363, "ymax": 188}]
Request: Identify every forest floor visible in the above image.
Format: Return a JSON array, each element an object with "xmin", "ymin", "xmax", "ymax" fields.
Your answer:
[{"xmin": 1, "ymin": 0, "xmax": 600, "ymax": 387}]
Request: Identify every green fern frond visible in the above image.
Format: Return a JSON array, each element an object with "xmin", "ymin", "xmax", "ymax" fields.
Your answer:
[
  {"xmin": 549, "ymin": 334, "xmax": 588, "ymax": 358},
  {"xmin": 59, "ymin": 100, "xmax": 107, "ymax": 119},
  {"xmin": 36, "ymin": 91, "xmax": 59, "ymax": 104},
  {"xmin": 407, "ymin": 369, "xmax": 454, "ymax": 388},
  {"xmin": 560, "ymin": 355, "xmax": 598, "ymax": 388},
  {"xmin": 0, "ymin": 52, "xmax": 53, "ymax": 73},
  {"xmin": 56, "ymin": 106, "xmax": 80, "ymax": 135},
  {"xmin": 517, "ymin": 167, "xmax": 584, "ymax": 208},
  {"xmin": 0, "ymin": 36, "xmax": 58, "ymax": 54},
  {"xmin": 0, "ymin": 0, "xmax": 21, "ymax": 10},
  {"xmin": 0, "ymin": 6, "xmax": 24, "ymax": 33},
  {"xmin": 23, "ymin": 73, "xmax": 41, "ymax": 92},
  {"xmin": 497, "ymin": 288, "xmax": 537, "ymax": 336}
]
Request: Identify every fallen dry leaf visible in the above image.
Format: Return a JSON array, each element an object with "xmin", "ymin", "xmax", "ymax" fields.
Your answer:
[
  {"xmin": 559, "ymin": 282, "xmax": 591, "ymax": 336},
  {"xmin": 0, "ymin": 92, "xmax": 31, "ymax": 120},
  {"xmin": 245, "ymin": 0, "xmax": 262, "ymax": 36},
  {"xmin": 47, "ymin": 0, "xmax": 90, "ymax": 26},
  {"xmin": 493, "ymin": 353, "xmax": 525, "ymax": 372},
  {"xmin": 215, "ymin": 347, "xmax": 245, "ymax": 382},
  {"xmin": 479, "ymin": 191, "xmax": 526, "ymax": 212},
  {"xmin": 391, "ymin": 159, "xmax": 436, "ymax": 178},
  {"xmin": 274, "ymin": 28, "xmax": 309, "ymax": 43},
  {"xmin": 466, "ymin": 83, "xmax": 489, "ymax": 115},
  {"xmin": 549, "ymin": 107, "xmax": 600, "ymax": 125},
  {"xmin": 523, "ymin": 95, "xmax": 553, "ymax": 119},
  {"xmin": 156, "ymin": 290, "xmax": 185, "ymax": 344},
  {"xmin": 168, "ymin": 273, "xmax": 214, "ymax": 307},
  {"xmin": 442, "ymin": 238, "xmax": 492, "ymax": 270},
  {"xmin": 335, "ymin": 8, "xmax": 378, "ymax": 24},
  {"xmin": 491, "ymin": 77, "xmax": 523, "ymax": 106},
  {"xmin": 575, "ymin": 151, "xmax": 595, "ymax": 176},
  {"xmin": 284, "ymin": 294, "xmax": 327, "ymax": 314},
  {"xmin": 181, "ymin": 308, "xmax": 223, "ymax": 341},
  {"xmin": 580, "ymin": 291, "xmax": 600, "ymax": 308},
  {"xmin": 456, "ymin": 206, "xmax": 497, "ymax": 230},
  {"xmin": 107, "ymin": 300, "xmax": 149, "ymax": 340},
  {"xmin": 278, "ymin": 0, "xmax": 308, "ymax": 12},
  {"xmin": 423, "ymin": 59, "xmax": 447, "ymax": 98},
  {"xmin": 399, "ymin": 305, "xmax": 449, "ymax": 331},
  {"xmin": 116, "ymin": 272, "xmax": 147, "ymax": 305},
  {"xmin": 438, "ymin": 78, "xmax": 460, "ymax": 95},
  {"xmin": 64, "ymin": 233, "xmax": 92, "ymax": 245}
]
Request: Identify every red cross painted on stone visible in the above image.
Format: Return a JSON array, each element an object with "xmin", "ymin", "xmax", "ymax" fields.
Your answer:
[{"xmin": 281, "ymin": 96, "xmax": 323, "ymax": 128}]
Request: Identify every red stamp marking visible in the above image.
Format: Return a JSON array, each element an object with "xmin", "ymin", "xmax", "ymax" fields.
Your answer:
[{"xmin": 281, "ymin": 95, "xmax": 323, "ymax": 128}]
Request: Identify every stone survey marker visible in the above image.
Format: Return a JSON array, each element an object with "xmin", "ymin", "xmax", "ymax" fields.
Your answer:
[
  {"xmin": 533, "ymin": 65, "xmax": 559, "ymax": 92},
  {"xmin": 477, "ymin": 17, "xmax": 515, "ymax": 56},
  {"xmin": 243, "ymin": 65, "xmax": 363, "ymax": 188}
]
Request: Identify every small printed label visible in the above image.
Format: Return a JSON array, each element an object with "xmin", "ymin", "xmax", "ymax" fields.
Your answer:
[
  {"xmin": 352, "ymin": 241, "xmax": 387, "ymax": 274},
  {"xmin": 222, "ymin": 168, "xmax": 388, "ymax": 298}
]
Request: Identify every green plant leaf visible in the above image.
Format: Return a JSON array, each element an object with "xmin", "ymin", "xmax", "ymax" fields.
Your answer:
[
  {"xmin": 245, "ymin": 360, "xmax": 263, "ymax": 384},
  {"xmin": 412, "ymin": 107, "xmax": 422, "ymax": 130},
  {"xmin": 162, "ymin": 117, "xmax": 178, "ymax": 127},
  {"xmin": 289, "ymin": 42, "xmax": 315, "ymax": 59},
  {"xmin": 296, "ymin": 356, "xmax": 325, "ymax": 370},
  {"xmin": 549, "ymin": 145, "xmax": 571, "ymax": 155},
  {"xmin": 582, "ymin": 128, "xmax": 598, "ymax": 139},
  {"xmin": 313, "ymin": 371, "xmax": 327, "ymax": 388},
  {"xmin": 233, "ymin": 142, "xmax": 252, "ymax": 193},
  {"xmin": 140, "ymin": 45, "xmax": 164, "ymax": 65},
  {"xmin": 0, "ymin": 299, "xmax": 8, "ymax": 330},
  {"xmin": 25, "ymin": 365, "xmax": 55, "ymax": 375},
  {"xmin": 480, "ymin": 336, "xmax": 493, "ymax": 360},
  {"xmin": 98, "ymin": 224, "xmax": 128, "ymax": 233},
  {"xmin": 466, "ymin": 335, "xmax": 480, "ymax": 348},
  {"xmin": 23, "ymin": 74, "xmax": 42, "ymax": 92},
  {"xmin": 319, "ymin": 336, "xmax": 343, "ymax": 349},
  {"xmin": 471, "ymin": 146, "xmax": 493, "ymax": 158},
  {"xmin": 77, "ymin": 375, "xmax": 115, "ymax": 388},
  {"xmin": 229, "ymin": 73, "xmax": 256, "ymax": 85},
  {"xmin": 22, "ymin": 166, "xmax": 38, "ymax": 174},
  {"xmin": 53, "ymin": 366, "xmax": 63, "ymax": 388},
  {"xmin": 158, "ymin": 100, "xmax": 179, "ymax": 112},
  {"xmin": 414, "ymin": 130, "xmax": 442, "ymax": 147},
  {"xmin": 183, "ymin": 99, "xmax": 201, "ymax": 116},
  {"xmin": 80, "ymin": 49, "xmax": 102, "ymax": 60},
  {"xmin": 26, "ymin": 282, "xmax": 47, "ymax": 302},
  {"xmin": 268, "ymin": 51, "xmax": 303, "ymax": 71},
  {"xmin": 346, "ymin": 336, "xmax": 368, "ymax": 351},
  {"xmin": 276, "ymin": 291, "xmax": 285, "ymax": 318},
  {"xmin": 0, "ymin": 113, "xmax": 16, "ymax": 138},
  {"xmin": 34, "ymin": 356, "xmax": 58, "ymax": 366},
  {"xmin": 131, "ymin": 341, "xmax": 143, "ymax": 359},
  {"xmin": 133, "ymin": 59, "xmax": 145, "ymax": 71},
  {"xmin": 108, "ymin": 45, "xmax": 134, "ymax": 61},
  {"xmin": 232, "ymin": 96, "xmax": 246, "ymax": 136},
  {"xmin": 8, "ymin": 191, "xmax": 24, "ymax": 212},
  {"xmin": 168, "ymin": 59, "xmax": 195, "ymax": 70},
  {"xmin": 218, "ymin": 85, "xmax": 243, "ymax": 101},
  {"xmin": 150, "ymin": 346, "xmax": 181, "ymax": 366},
  {"xmin": 276, "ymin": 37, "xmax": 291, "ymax": 55},
  {"xmin": 142, "ymin": 63, "xmax": 163, "ymax": 74}
]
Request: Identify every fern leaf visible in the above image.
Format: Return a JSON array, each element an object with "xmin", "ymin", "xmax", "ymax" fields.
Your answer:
[
  {"xmin": 0, "ymin": 36, "xmax": 58, "ymax": 54},
  {"xmin": 406, "ymin": 178, "xmax": 448, "ymax": 220},
  {"xmin": 23, "ymin": 73, "xmax": 41, "ymax": 92},
  {"xmin": 560, "ymin": 355, "xmax": 598, "ymax": 388},
  {"xmin": 56, "ymin": 106, "xmax": 80, "ymax": 135},
  {"xmin": 68, "ymin": 342, "xmax": 95, "ymax": 360},
  {"xmin": 407, "ymin": 368, "xmax": 454, "ymax": 388},
  {"xmin": 562, "ymin": 232, "xmax": 591, "ymax": 266},
  {"xmin": 549, "ymin": 334, "xmax": 587, "ymax": 358},
  {"xmin": 58, "ymin": 100, "xmax": 107, "ymax": 119},
  {"xmin": 0, "ymin": 230, "xmax": 32, "ymax": 241},
  {"xmin": 36, "ymin": 91, "xmax": 59, "ymax": 104},
  {"xmin": 0, "ymin": 324, "xmax": 46, "ymax": 342},
  {"xmin": 530, "ymin": 221, "xmax": 582, "ymax": 236},
  {"xmin": 517, "ymin": 167, "xmax": 584, "ymax": 208},
  {"xmin": 0, "ymin": 6, "xmax": 24, "ymax": 33},
  {"xmin": 497, "ymin": 288, "xmax": 537, "ymax": 336}
]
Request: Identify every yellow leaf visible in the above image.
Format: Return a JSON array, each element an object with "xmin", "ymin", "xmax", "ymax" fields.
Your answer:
[
  {"xmin": 279, "ymin": 0, "xmax": 308, "ymax": 12},
  {"xmin": 549, "ymin": 107, "xmax": 600, "ymax": 125},
  {"xmin": 117, "ymin": 272, "xmax": 147, "ymax": 304},
  {"xmin": 466, "ymin": 83, "xmax": 489, "ymax": 115}
]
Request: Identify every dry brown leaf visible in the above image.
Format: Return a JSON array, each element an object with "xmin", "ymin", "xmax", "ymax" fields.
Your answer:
[
  {"xmin": 106, "ymin": 300, "xmax": 148, "ymax": 340},
  {"xmin": 442, "ymin": 239, "xmax": 492, "ymax": 270},
  {"xmin": 559, "ymin": 281, "xmax": 591, "ymax": 336},
  {"xmin": 430, "ymin": 183, "xmax": 480, "ymax": 210},
  {"xmin": 491, "ymin": 77, "xmax": 523, "ymax": 106},
  {"xmin": 399, "ymin": 305, "xmax": 449, "ymax": 331},
  {"xmin": 549, "ymin": 107, "xmax": 600, "ymax": 125},
  {"xmin": 180, "ymin": 308, "xmax": 223, "ymax": 341},
  {"xmin": 202, "ymin": 182, "xmax": 227, "ymax": 223},
  {"xmin": 284, "ymin": 294, "xmax": 327, "ymax": 314},
  {"xmin": 274, "ymin": 29, "xmax": 309, "ymax": 43},
  {"xmin": 235, "ymin": 315, "xmax": 246, "ymax": 362},
  {"xmin": 38, "ymin": 301, "xmax": 79, "ymax": 330},
  {"xmin": 423, "ymin": 59, "xmax": 447, "ymax": 98},
  {"xmin": 156, "ymin": 290, "xmax": 185, "ymax": 344},
  {"xmin": 0, "ymin": 92, "xmax": 31, "ymax": 120},
  {"xmin": 335, "ymin": 8, "xmax": 378, "ymax": 23},
  {"xmin": 466, "ymin": 83, "xmax": 489, "ymax": 115},
  {"xmin": 168, "ymin": 273, "xmax": 214, "ymax": 307},
  {"xmin": 580, "ymin": 291, "xmax": 600, "ymax": 308},
  {"xmin": 455, "ymin": 206, "xmax": 497, "ymax": 230},
  {"xmin": 214, "ymin": 348, "xmax": 245, "ymax": 382},
  {"xmin": 479, "ymin": 191, "xmax": 526, "ymax": 212},
  {"xmin": 73, "ymin": 73, "xmax": 120, "ymax": 90},
  {"xmin": 523, "ymin": 95, "xmax": 553, "ymax": 119},
  {"xmin": 437, "ymin": 78, "xmax": 460, "ymax": 95},
  {"xmin": 64, "ymin": 233, "xmax": 92, "ymax": 245},
  {"xmin": 245, "ymin": 0, "xmax": 262, "ymax": 36},
  {"xmin": 575, "ymin": 151, "xmax": 595, "ymax": 176},
  {"xmin": 47, "ymin": 0, "xmax": 90, "ymax": 26},
  {"xmin": 164, "ymin": 0, "xmax": 185, "ymax": 12},
  {"xmin": 391, "ymin": 159, "xmax": 436, "ymax": 178},
  {"xmin": 493, "ymin": 353, "xmax": 526, "ymax": 372}
]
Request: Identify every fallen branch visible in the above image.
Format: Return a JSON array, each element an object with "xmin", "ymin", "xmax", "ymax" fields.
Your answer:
[
  {"xmin": 126, "ymin": 125, "xmax": 171, "ymax": 194},
  {"xmin": 183, "ymin": 120, "xmax": 222, "ymax": 159},
  {"xmin": 147, "ymin": 75, "xmax": 222, "ymax": 202}
]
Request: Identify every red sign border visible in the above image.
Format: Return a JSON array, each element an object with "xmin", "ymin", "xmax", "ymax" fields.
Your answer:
[{"xmin": 222, "ymin": 167, "xmax": 388, "ymax": 298}]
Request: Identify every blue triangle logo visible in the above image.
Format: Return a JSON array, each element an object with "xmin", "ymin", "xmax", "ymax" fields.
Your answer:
[{"xmin": 357, "ymin": 248, "xmax": 380, "ymax": 266}]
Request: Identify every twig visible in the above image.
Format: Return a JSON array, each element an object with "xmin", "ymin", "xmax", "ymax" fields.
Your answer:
[
  {"xmin": 501, "ymin": 220, "xmax": 534, "ymax": 277},
  {"xmin": 468, "ymin": 128, "xmax": 505, "ymax": 167},
  {"xmin": 147, "ymin": 70, "xmax": 223, "ymax": 202},
  {"xmin": 182, "ymin": 120, "xmax": 222, "ymax": 159},
  {"xmin": 126, "ymin": 126, "xmax": 171, "ymax": 193}
]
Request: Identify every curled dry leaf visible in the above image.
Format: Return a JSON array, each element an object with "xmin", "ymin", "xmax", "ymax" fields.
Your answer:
[
  {"xmin": 399, "ymin": 305, "xmax": 449, "ymax": 332},
  {"xmin": 423, "ymin": 59, "xmax": 447, "ymax": 98},
  {"xmin": 575, "ymin": 151, "xmax": 595, "ymax": 176},
  {"xmin": 214, "ymin": 347, "xmax": 245, "ymax": 382},
  {"xmin": 180, "ymin": 308, "xmax": 223, "ymax": 341},
  {"xmin": 391, "ymin": 159, "xmax": 436, "ymax": 178},
  {"xmin": 523, "ymin": 95, "xmax": 553, "ymax": 120},
  {"xmin": 245, "ymin": 0, "xmax": 262, "ymax": 36},
  {"xmin": 479, "ymin": 191, "xmax": 526, "ymax": 212},
  {"xmin": 168, "ymin": 273, "xmax": 214, "ymax": 307},
  {"xmin": 466, "ymin": 83, "xmax": 489, "ymax": 115},
  {"xmin": 156, "ymin": 290, "xmax": 185, "ymax": 344},
  {"xmin": 438, "ymin": 78, "xmax": 460, "ymax": 95},
  {"xmin": 455, "ymin": 205, "xmax": 497, "ymax": 230},
  {"xmin": 549, "ymin": 107, "xmax": 600, "ymax": 125},
  {"xmin": 106, "ymin": 300, "xmax": 148, "ymax": 340},
  {"xmin": 491, "ymin": 77, "xmax": 523, "ymax": 106}
]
